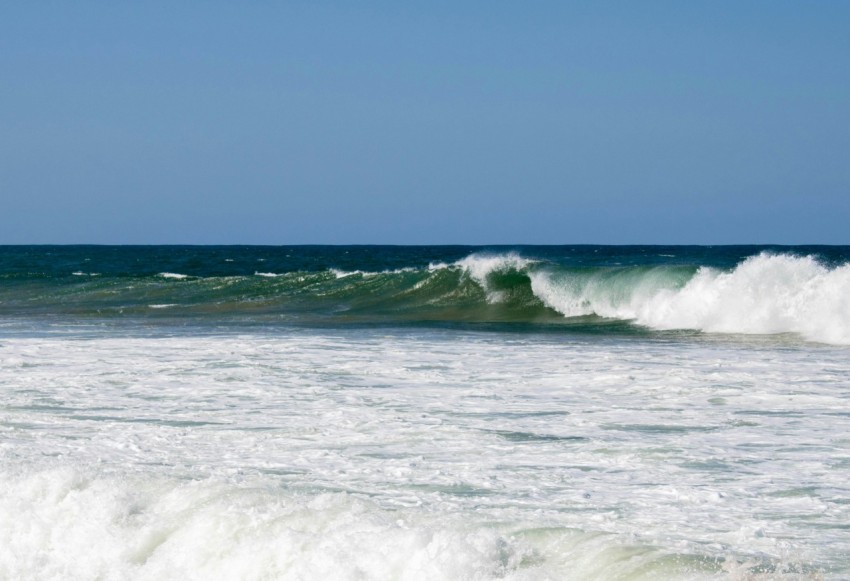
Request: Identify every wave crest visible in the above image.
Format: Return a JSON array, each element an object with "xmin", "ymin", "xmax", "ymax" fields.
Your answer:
[
  {"xmin": 427, "ymin": 253, "xmax": 538, "ymax": 303},
  {"xmin": 531, "ymin": 253, "xmax": 850, "ymax": 344},
  {"xmin": 5, "ymin": 251, "xmax": 849, "ymax": 344}
]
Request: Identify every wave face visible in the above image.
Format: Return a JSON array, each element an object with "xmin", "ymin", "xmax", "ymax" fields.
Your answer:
[{"xmin": 0, "ymin": 245, "xmax": 849, "ymax": 344}]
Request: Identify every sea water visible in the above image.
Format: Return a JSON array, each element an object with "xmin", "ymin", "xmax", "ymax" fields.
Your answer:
[{"xmin": 1, "ymin": 246, "xmax": 848, "ymax": 580}]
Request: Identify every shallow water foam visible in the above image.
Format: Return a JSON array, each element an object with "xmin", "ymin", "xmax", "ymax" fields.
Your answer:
[{"xmin": 1, "ymin": 329, "xmax": 847, "ymax": 579}]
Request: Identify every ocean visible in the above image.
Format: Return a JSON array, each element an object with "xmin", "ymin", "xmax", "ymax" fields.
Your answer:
[{"xmin": 1, "ymin": 245, "xmax": 848, "ymax": 580}]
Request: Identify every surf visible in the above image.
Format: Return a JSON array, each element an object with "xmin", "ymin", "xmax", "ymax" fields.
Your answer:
[
  {"xmin": 0, "ymin": 247, "xmax": 848, "ymax": 344},
  {"xmin": 530, "ymin": 252, "xmax": 850, "ymax": 345}
]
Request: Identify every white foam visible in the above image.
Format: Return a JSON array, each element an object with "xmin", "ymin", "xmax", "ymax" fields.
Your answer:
[
  {"xmin": 427, "ymin": 261, "xmax": 450, "ymax": 271},
  {"xmin": 532, "ymin": 253, "xmax": 850, "ymax": 345},
  {"xmin": 254, "ymin": 272, "xmax": 281, "ymax": 277},
  {"xmin": 331, "ymin": 268, "xmax": 365, "ymax": 279},
  {"xmin": 331, "ymin": 267, "xmax": 417, "ymax": 279},
  {"xmin": 0, "ymin": 468, "xmax": 715, "ymax": 581},
  {"xmin": 635, "ymin": 254, "xmax": 850, "ymax": 344},
  {"xmin": 1, "ymin": 331, "xmax": 845, "ymax": 577},
  {"xmin": 158, "ymin": 273, "xmax": 189, "ymax": 280},
  {"xmin": 148, "ymin": 304, "xmax": 177, "ymax": 309}
]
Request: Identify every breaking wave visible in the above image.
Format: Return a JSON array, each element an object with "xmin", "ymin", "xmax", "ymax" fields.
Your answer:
[
  {"xmin": 530, "ymin": 253, "xmax": 850, "ymax": 344},
  {"xmin": 2, "ymin": 252, "xmax": 849, "ymax": 344},
  {"xmin": 433, "ymin": 252, "xmax": 850, "ymax": 344}
]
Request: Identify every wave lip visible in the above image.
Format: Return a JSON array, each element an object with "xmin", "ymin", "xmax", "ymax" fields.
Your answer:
[{"xmin": 427, "ymin": 253, "xmax": 540, "ymax": 303}]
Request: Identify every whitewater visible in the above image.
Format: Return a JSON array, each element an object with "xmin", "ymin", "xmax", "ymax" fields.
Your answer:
[
  {"xmin": 526, "ymin": 253, "xmax": 850, "ymax": 345},
  {"xmin": 1, "ymin": 245, "xmax": 849, "ymax": 579}
]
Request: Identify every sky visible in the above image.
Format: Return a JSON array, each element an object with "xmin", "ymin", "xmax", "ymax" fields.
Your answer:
[{"xmin": 1, "ymin": 1, "xmax": 849, "ymax": 245}]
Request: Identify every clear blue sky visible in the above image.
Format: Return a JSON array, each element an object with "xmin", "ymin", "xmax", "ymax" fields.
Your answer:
[{"xmin": 2, "ymin": 1, "xmax": 848, "ymax": 244}]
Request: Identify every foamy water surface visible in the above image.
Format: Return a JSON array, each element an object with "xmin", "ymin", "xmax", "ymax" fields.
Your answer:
[{"xmin": 1, "ymin": 328, "xmax": 848, "ymax": 580}]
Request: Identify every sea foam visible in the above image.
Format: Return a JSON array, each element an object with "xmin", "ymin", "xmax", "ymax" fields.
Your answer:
[
  {"xmin": 0, "ymin": 468, "xmax": 710, "ymax": 581},
  {"xmin": 1, "ymin": 330, "xmax": 846, "ymax": 578}
]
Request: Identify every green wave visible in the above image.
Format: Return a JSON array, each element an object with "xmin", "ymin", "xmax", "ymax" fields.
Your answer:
[
  {"xmin": 3, "ymin": 248, "xmax": 849, "ymax": 343},
  {"xmin": 0, "ymin": 259, "xmax": 695, "ymax": 327}
]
